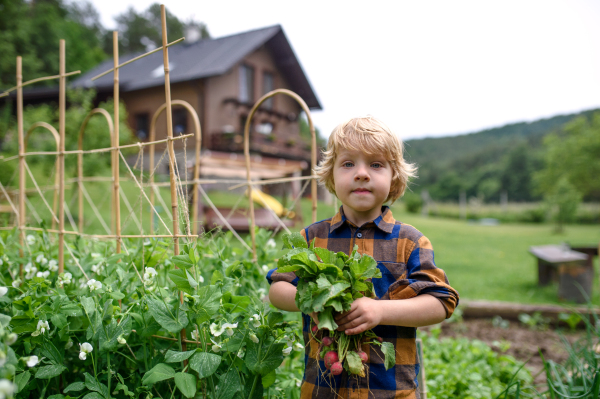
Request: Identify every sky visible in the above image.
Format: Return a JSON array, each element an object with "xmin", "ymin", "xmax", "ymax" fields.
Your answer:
[{"xmin": 89, "ymin": 0, "xmax": 600, "ymax": 140}]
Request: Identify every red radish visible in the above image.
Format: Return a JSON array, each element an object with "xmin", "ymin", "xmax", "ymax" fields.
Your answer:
[
  {"xmin": 330, "ymin": 362, "xmax": 343, "ymax": 376},
  {"xmin": 357, "ymin": 351, "xmax": 368, "ymax": 363},
  {"xmin": 376, "ymin": 336, "xmax": 383, "ymax": 343},
  {"xmin": 322, "ymin": 336, "xmax": 333, "ymax": 346},
  {"xmin": 324, "ymin": 351, "xmax": 339, "ymax": 369},
  {"xmin": 311, "ymin": 325, "xmax": 319, "ymax": 333}
]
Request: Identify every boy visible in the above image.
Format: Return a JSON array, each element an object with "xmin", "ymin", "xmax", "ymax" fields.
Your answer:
[{"xmin": 268, "ymin": 116, "xmax": 459, "ymax": 399}]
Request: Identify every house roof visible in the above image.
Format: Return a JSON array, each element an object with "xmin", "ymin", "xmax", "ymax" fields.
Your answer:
[{"xmin": 72, "ymin": 25, "xmax": 321, "ymax": 109}]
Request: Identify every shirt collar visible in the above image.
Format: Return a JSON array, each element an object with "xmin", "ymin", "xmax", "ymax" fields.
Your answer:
[{"xmin": 329, "ymin": 205, "xmax": 396, "ymax": 234}]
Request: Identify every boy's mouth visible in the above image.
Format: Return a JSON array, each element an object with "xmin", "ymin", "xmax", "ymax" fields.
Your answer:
[{"xmin": 352, "ymin": 188, "xmax": 371, "ymax": 193}]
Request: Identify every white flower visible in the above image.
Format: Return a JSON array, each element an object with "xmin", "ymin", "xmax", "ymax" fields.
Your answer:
[
  {"xmin": 198, "ymin": 275, "xmax": 204, "ymax": 283},
  {"xmin": 26, "ymin": 355, "xmax": 38, "ymax": 367},
  {"xmin": 91, "ymin": 264, "xmax": 103, "ymax": 274},
  {"xmin": 36, "ymin": 254, "xmax": 47, "ymax": 265},
  {"xmin": 249, "ymin": 314, "xmax": 261, "ymax": 328},
  {"xmin": 87, "ymin": 279, "xmax": 102, "ymax": 292},
  {"xmin": 57, "ymin": 272, "xmax": 72, "ymax": 288},
  {"xmin": 24, "ymin": 263, "xmax": 37, "ymax": 280},
  {"xmin": 0, "ymin": 287, "xmax": 7, "ymax": 297},
  {"xmin": 65, "ymin": 340, "xmax": 73, "ymax": 349},
  {"xmin": 26, "ymin": 235, "xmax": 36, "ymax": 245},
  {"xmin": 296, "ymin": 379, "xmax": 301, "ymax": 387},
  {"xmin": 294, "ymin": 342, "xmax": 304, "ymax": 351},
  {"xmin": 12, "ymin": 279, "xmax": 21, "ymax": 289},
  {"xmin": 91, "ymin": 253, "xmax": 101, "ymax": 259},
  {"xmin": 0, "ymin": 259, "xmax": 2, "ymax": 266},
  {"xmin": 222, "ymin": 323, "xmax": 238, "ymax": 337},
  {"xmin": 146, "ymin": 285, "xmax": 155, "ymax": 292},
  {"xmin": 78, "ymin": 277, "xmax": 87, "ymax": 289},
  {"xmin": 210, "ymin": 323, "xmax": 225, "ymax": 337},
  {"xmin": 79, "ymin": 342, "xmax": 93, "ymax": 360},
  {"xmin": 0, "ymin": 352, "xmax": 6, "ymax": 367},
  {"xmin": 249, "ymin": 333, "xmax": 259, "ymax": 344},
  {"xmin": 36, "ymin": 271, "xmax": 50, "ymax": 279},
  {"xmin": 191, "ymin": 330, "xmax": 199, "ymax": 341},
  {"xmin": 6, "ymin": 333, "xmax": 17, "ymax": 346},
  {"xmin": 266, "ymin": 238, "xmax": 276, "ymax": 248},
  {"xmin": 143, "ymin": 239, "xmax": 151, "ymax": 246},
  {"xmin": 257, "ymin": 288, "xmax": 267, "ymax": 297},
  {"xmin": 144, "ymin": 267, "xmax": 158, "ymax": 279},
  {"xmin": 262, "ymin": 265, "xmax": 269, "ymax": 272},
  {"xmin": 0, "ymin": 379, "xmax": 15, "ymax": 398},
  {"xmin": 237, "ymin": 347, "xmax": 245, "ymax": 359},
  {"xmin": 117, "ymin": 335, "xmax": 126, "ymax": 345},
  {"xmin": 31, "ymin": 320, "xmax": 50, "ymax": 337},
  {"xmin": 210, "ymin": 339, "xmax": 221, "ymax": 353},
  {"xmin": 48, "ymin": 259, "xmax": 58, "ymax": 272},
  {"xmin": 282, "ymin": 346, "xmax": 293, "ymax": 356}
]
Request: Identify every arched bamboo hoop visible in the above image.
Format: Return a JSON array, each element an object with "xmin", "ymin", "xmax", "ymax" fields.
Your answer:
[
  {"xmin": 77, "ymin": 108, "xmax": 114, "ymax": 233},
  {"xmin": 24, "ymin": 122, "xmax": 60, "ymax": 231},
  {"xmin": 244, "ymin": 88, "xmax": 317, "ymax": 260},
  {"xmin": 148, "ymin": 100, "xmax": 201, "ymax": 235}
]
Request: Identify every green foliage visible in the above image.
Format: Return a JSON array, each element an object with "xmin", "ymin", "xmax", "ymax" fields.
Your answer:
[
  {"xmin": 517, "ymin": 312, "xmax": 550, "ymax": 331},
  {"xmin": 421, "ymin": 328, "xmax": 532, "ymax": 398},
  {"xmin": 544, "ymin": 177, "xmax": 583, "ymax": 233},
  {"xmin": 403, "ymin": 191, "xmax": 424, "ymax": 214},
  {"xmin": 110, "ymin": 3, "xmax": 210, "ymax": 54}
]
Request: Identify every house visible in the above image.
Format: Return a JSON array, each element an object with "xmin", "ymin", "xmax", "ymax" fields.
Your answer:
[{"xmin": 71, "ymin": 24, "xmax": 322, "ymax": 163}]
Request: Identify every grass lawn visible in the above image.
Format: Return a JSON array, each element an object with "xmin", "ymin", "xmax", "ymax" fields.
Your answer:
[{"xmin": 8, "ymin": 167, "xmax": 600, "ymax": 307}]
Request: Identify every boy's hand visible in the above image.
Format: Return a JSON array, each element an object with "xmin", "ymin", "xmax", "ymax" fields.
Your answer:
[{"xmin": 334, "ymin": 297, "xmax": 382, "ymax": 335}]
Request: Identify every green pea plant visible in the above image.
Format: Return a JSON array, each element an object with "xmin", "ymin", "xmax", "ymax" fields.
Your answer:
[{"xmin": 0, "ymin": 228, "xmax": 305, "ymax": 399}]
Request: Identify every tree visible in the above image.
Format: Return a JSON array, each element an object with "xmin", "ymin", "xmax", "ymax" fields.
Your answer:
[
  {"xmin": 109, "ymin": 3, "xmax": 210, "ymax": 54},
  {"xmin": 534, "ymin": 113, "xmax": 600, "ymax": 200}
]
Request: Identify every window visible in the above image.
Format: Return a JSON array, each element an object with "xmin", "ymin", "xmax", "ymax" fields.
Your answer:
[
  {"xmin": 172, "ymin": 108, "xmax": 187, "ymax": 135},
  {"xmin": 135, "ymin": 113, "xmax": 149, "ymax": 140},
  {"xmin": 239, "ymin": 64, "xmax": 254, "ymax": 103},
  {"xmin": 263, "ymin": 72, "xmax": 274, "ymax": 109}
]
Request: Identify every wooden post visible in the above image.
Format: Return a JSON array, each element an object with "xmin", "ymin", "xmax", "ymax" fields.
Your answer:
[
  {"xmin": 113, "ymin": 32, "xmax": 122, "ymax": 254},
  {"xmin": 160, "ymin": 4, "xmax": 185, "ymax": 352},
  {"xmin": 58, "ymin": 40, "xmax": 66, "ymax": 274},
  {"xmin": 17, "ymin": 56, "xmax": 25, "ymax": 278}
]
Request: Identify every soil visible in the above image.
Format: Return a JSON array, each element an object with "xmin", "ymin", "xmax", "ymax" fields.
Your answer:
[{"xmin": 425, "ymin": 318, "xmax": 586, "ymax": 385}]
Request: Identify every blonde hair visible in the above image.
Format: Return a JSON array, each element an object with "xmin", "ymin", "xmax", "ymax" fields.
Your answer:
[{"xmin": 314, "ymin": 116, "xmax": 417, "ymax": 204}]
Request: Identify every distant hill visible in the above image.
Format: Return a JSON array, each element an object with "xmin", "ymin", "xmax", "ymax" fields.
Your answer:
[{"xmin": 403, "ymin": 108, "xmax": 600, "ymax": 202}]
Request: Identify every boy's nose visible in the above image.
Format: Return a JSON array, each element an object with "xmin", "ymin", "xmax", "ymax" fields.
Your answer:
[{"xmin": 354, "ymin": 164, "xmax": 370, "ymax": 181}]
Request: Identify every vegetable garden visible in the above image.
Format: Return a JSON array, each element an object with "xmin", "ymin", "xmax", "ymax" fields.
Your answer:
[{"xmin": 0, "ymin": 4, "xmax": 597, "ymax": 399}]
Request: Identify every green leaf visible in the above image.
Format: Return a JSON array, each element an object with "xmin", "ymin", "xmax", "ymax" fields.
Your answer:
[
  {"xmin": 168, "ymin": 269, "xmax": 193, "ymax": 295},
  {"xmin": 109, "ymin": 291, "xmax": 125, "ymax": 300},
  {"xmin": 50, "ymin": 313, "xmax": 67, "ymax": 329},
  {"xmin": 84, "ymin": 372, "xmax": 109, "ymax": 397},
  {"xmin": 244, "ymin": 339, "xmax": 285, "ymax": 375},
  {"xmin": 172, "ymin": 254, "xmax": 194, "ymax": 269},
  {"xmin": 48, "ymin": 395, "xmax": 66, "ymax": 399},
  {"xmin": 142, "ymin": 363, "xmax": 176, "ymax": 385},
  {"xmin": 346, "ymin": 351, "xmax": 363, "ymax": 375},
  {"xmin": 244, "ymin": 374, "xmax": 263, "ymax": 399},
  {"xmin": 80, "ymin": 296, "xmax": 96, "ymax": 316},
  {"xmin": 164, "ymin": 349, "xmax": 196, "ymax": 363},
  {"xmin": 9, "ymin": 315, "xmax": 36, "ymax": 334},
  {"xmin": 315, "ymin": 308, "xmax": 338, "ymax": 331},
  {"xmin": 113, "ymin": 383, "xmax": 134, "ymax": 397},
  {"xmin": 35, "ymin": 364, "xmax": 67, "ymax": 379},
  {"xmin": 99, "ymin": 316, "xmax": 131, "ymax": 353},
  {"xmin": 63, "ymin": 382, "xmax": 86, "ymax": 393},
  {"xmin": 194, "ymin": 285, "xmax": 222, "ymax": 324},
  {"xmin": 0, "ymin": 314, "xmax": 11, "ymax": 327},
  {"xmin": 174, "ymin": 372, "xmax": 197, "ymax": 398},
  {"xmin": 381, "ymin": 341, "xmax": 395, "ymax": 370},
  {"xmin": 59, "ymin": 303, "xmax": 83, "ymax": 317},
  {"xmin": 216, "ymin": 368, "xmax": 241, "ymax": 399},
  {"xmin": 82, "ymin": 393, "xmax": 105, "ymax": 399},
  {"xmin": 283, "ymin": 232, "xmax": 308, "ymax": 249},
  {"xmin": 15, "ymin": 371, "xmax": 31, "ymax": 393},
  {"xmin": 147, "ymin": 297, "xmax": 188, "ymax": 333},
  {"xmin": 222, "ymin": 293, "xmax": 250, "ymax": 313},
  {"xmin": 189, "ymin": 352, "xmax": 221, "ymax": 378},
  {"xmin": 267, "ymin": 312, "xmax": 284, "ymax": 328},
  {"xmin": 41, "ymin": 341, "xmax": 63, "ymax": 365},
  {"xmin": 313, "ymin": 247, "xmax": 333, "ymax": 263},
  {"xmin": 261, "ymin": 369, "xmax": 276, "ymax": 388}
]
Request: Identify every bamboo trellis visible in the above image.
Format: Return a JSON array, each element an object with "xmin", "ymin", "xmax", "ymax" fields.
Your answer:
[{"xmin": 0, "ymin": 4, "xmax": 319, "ymax": 266}]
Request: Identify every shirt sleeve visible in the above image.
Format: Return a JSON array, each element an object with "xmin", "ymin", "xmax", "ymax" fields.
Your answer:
[
  {"xmin": 388, "ymin": 235, "xmax": 460, "ymax": 318},
  {"xmin": 265, "ymin": 229, "xmax": 309, "ymax": 287}
]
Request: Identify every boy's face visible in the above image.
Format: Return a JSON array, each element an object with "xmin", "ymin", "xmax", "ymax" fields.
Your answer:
[{"xmin": 333, "ymin": 147, "xmax": 392, "ymax": 224}]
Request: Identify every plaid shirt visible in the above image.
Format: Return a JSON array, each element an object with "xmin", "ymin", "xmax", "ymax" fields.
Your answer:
[{"xmin": 267, "ymin": 206, "xmax": 459, "ymax": 399}]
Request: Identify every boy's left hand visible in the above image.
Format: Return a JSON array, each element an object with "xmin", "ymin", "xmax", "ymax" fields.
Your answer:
[{"xmin": 334, "ymin": 297, "xmax": 382, "ymax": 335}]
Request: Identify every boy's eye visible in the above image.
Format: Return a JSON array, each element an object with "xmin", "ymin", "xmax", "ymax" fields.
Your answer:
[
  {"xmin": 371, "ymin": 163, "xmax": 383, "ymax": 169},
  {"xmin": 342, "ymin": 162, "xmax": 354, "ymax": 167}
]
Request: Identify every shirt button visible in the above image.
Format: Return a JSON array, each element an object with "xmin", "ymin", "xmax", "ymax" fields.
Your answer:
[{"xmin": 357, "ymin": 233, "xmax": 362, "ymax": 238}]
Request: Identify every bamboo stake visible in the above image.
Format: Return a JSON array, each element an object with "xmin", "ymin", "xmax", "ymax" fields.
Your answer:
[
  {"xmin": 113, "ymin": 32, "xmax": 122, "ymax": 254},
  {"xmin": 0, "ymin": 71, "xmax": 80, "ymax": 98},
  {"xmin": 58, "ymin": 40, "xmax": 66, "ymax": 274},
  {"xmin": 160, "ymin": 3, "xmax": 185, "ymax": 354},
  {"xmin": 78, "ymin": 108, "xmax": 114, "ymax": 233},
  {"xmin": 243, "ymin": 89, "xmax": 318, "ymax": 260},
  {"xmin": 24, "ymin": 122, "xmax": 61, "ymax": 231},
  {"xmin": 16, "ymin": 56, "xmax": 24, "ymax": 278},
  {"xmin": 228, "ymin": 175, "xmax": 318, "ymax": 191}
]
